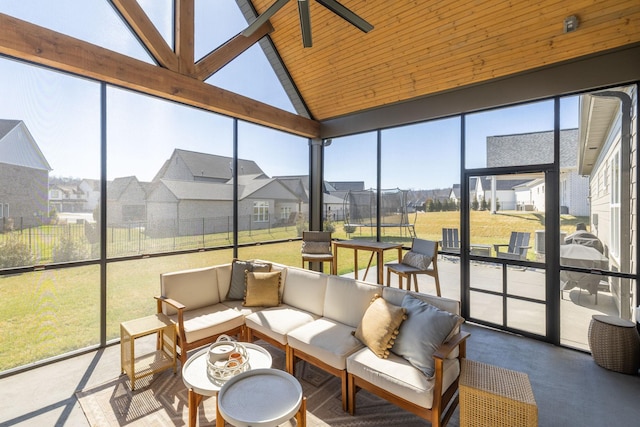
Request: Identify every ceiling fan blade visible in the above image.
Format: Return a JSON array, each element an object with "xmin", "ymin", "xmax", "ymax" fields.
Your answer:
[
  {"xmin": 241, "ymin": 0, "xmax": 290, "ymax": 37},
  {"xmin": 316, "ymin": 0, "xmax": 373, "ymax": 33},
  {"xmin": 298, "ymin": 0, "xmax": 312, "ymax": 47}
]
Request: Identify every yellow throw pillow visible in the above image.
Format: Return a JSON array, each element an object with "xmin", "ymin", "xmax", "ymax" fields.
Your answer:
[
  {"xmin": 353, "ymin": 295, "xmax": 407, "ymax": 358},
  {"xmin": 243, "ymin": 271, "xmax": 281, "ymax": 307}
]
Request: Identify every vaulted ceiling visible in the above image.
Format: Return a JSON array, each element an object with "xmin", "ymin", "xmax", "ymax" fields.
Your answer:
[
  {"xmin": 0, "ymin": 1, "xmax": 638, "ymax": 139},
  {"xmin": 244, "ymin": 0, "xmax": 640, "ymax": 121}
]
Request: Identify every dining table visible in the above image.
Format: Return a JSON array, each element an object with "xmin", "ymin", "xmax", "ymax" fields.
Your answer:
[{"xmin": 332, "ymin": 239, "xmax": 403, "ymax": 284}]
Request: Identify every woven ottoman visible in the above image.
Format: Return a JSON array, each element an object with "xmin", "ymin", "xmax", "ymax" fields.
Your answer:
[
  {"xmin": 588, "ymin": 314, "xmax": 640, "ymax": 375},
  {"xmin": 459, "ymin": 359, "xmax": 537, "ymax": 427}
]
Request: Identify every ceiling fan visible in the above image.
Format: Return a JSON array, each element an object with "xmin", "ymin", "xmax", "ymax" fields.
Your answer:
[{"xmin": 241, "ymin": 0, "xmax": 374, "ymax": 48}]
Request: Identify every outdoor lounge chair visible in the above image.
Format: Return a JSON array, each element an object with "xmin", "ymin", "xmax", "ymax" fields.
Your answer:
[
  {"xmin": 493, "ymin": 231, "xmax": 531, "ymax": 260},
  {"xmin": 301, "ymin": 231, "xmax": 334, "ymax": 272},
  {"xmin": 441, "ymin": 228, "xmax": 460, "ymax": 253},
  {"xmin": 385, "ymin": 238, "xmax": 441, "ymax": 295}
]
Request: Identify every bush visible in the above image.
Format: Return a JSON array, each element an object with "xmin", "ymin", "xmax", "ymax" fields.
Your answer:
[
  {"xmin": 344, "ymin": 225, "xmax": 357, "ymax": 234},
  {"xmin": 0, "ymin": 233, "xmax": 34, "ymax": 268},
  {"xmin": 53, "ymin": 236, "xmax": 89, "ymax": 263}
]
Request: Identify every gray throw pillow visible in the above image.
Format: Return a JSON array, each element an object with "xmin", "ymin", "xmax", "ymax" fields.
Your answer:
[
  {"xmin": 392, "ymin": 294, "xmax": 464, "ymax": 377},
  {"xmin": 226, "ymin": 259, "xmax": 271, "ymax": 300},
  {"xmin": 401, "ymin": 251, "xmax": 431, "ymax": 270}
]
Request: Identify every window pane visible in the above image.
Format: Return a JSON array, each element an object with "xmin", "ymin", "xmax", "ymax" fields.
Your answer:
[
  {"xmin": 465, "ymin": 100, "xmax": 554, "ymax": 169},
  {"xmin": 0, "ymin": 58, "xmax": 101, "ymax": 266},
  {"xmin": 107, "ymin": 249, "xmax": 233, "ymax": 340},
  {"xmin": 1, "ymin": 0, "xmax": 154, "ymax": 63},
  {"xmin": 236, "ymin": 121, "xmax": 308, "ymax": 252},
  {"xmin": 0, "ymin": 266, "xmax": 100, "ymax": 371},
  {"xmin": 381, "ymin": 118, "xmax": 461, "ymax": 246},
  {"xmin": 324, "ymin": 133, "xmax": 377, "ymax": 276},
  {"xmin": 107, "ymin": 86, "xmax": 234, "ymax": 256}
]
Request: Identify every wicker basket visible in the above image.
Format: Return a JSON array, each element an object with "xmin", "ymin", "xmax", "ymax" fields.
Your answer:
[
  {"xmin": 588, "ymin": 315, "xmax": 640, "ymax": 375},
  {"xmin": 459, "ymin": 359, "xmax": 537, "ymax": 427}
]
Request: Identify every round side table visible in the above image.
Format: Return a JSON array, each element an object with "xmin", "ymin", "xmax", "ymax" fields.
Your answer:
[
  {"xmin": 588, "ymin": 315, "xmax": 640, "ymax": 375},
  {"xmin": 218, "ymin": 368, "xmax": 306, "ymax": 427}
]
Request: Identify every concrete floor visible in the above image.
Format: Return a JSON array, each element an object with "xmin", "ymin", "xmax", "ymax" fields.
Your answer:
[{"xmin": 1, "ymin": 323, "xmax": 639, "ymax": 426}]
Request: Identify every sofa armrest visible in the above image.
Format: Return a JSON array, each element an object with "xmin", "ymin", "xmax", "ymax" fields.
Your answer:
[
  {"xmin": 155, "ymin": 295, "xmax": 186, "ymax": 344},
  {"xmin": 433, "ymin": 331, "xmax": 470, "ymax": 360}
]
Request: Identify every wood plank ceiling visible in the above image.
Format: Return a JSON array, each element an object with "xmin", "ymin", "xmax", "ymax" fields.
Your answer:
[
  {"xmin": 0, "ymin": 1, "xmax": 638, "ymax": 137},
  {"xmin": 250, "ymin": 0, "xmax": 640, "ymax": 121}
]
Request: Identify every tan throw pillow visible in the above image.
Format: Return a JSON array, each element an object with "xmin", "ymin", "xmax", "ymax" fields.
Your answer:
[
  {"xmin": 227, "ymin": 259, "xmax": 272, "ymax": 300},
  {"xmin": 353, "ymin": 295, "xmax": 407, "ymax": 358},
  {"xmin": 243, "ymin": 271, "xmax": 282, "ymax": 307}
]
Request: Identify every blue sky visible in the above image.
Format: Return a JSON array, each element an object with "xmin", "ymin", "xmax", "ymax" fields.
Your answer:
[{"xmin": 0, "ymin": 1, "xmax": 578, "ymax": 189}]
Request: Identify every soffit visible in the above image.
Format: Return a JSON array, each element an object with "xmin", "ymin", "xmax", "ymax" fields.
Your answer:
[{"xmin": 248, "ymin": 0, "xmax": 640, "ymax": 121}]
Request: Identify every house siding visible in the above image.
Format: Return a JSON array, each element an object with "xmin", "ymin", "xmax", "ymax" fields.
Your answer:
[{"xmin": 0, "ymin": 164, "xmax": 47, "ymax": 229}]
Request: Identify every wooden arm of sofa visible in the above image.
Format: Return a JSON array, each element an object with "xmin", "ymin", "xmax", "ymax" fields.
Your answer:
[
  {"xmin": 433, "ymin": 330, "xmax": 470, "ymax": 360},
  {"xmin": 154, "ymin": 295, "xmax": 186, "ymax": 344}
]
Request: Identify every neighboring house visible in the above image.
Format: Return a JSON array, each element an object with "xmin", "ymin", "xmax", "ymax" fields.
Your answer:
[
  {"xmin": 0, "ymin": 119, "xmax": 51, "ymax": 229},
  {"xmin": 107, "ymin": 176, "xmax": 148, "ymax": 224},
  {"xmin": 578, "ymin": 86, "xmax": 638, "ymax": 319},
  {"xmin": 485, "ymin": 129, "xmax": 589, "ymax": 215},
  {"xmin": 48, "ymin": 183, "xmax": 86, "ymax": 213},
  {"xmin": 144, "ymin": 150, "xmax": 305, "ymax": 236},
  {"xmin": 153, "ymin": 148, "xmax": 267, "ymax": 183},
  {"xmin": 79, "ymin": 179, "xmax": 100, "ymax": 213},
  {"xmin": 474, "ymin": 177, "xmax": 530, "ymax": 210}
]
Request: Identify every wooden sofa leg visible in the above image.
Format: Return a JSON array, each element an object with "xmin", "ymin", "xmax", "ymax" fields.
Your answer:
[
  {"xmin": 285, "ymin": 347, "xmax": 295, "ymax": 374},
  {"xmin": 341, "ymin": 370, "xmax": 348, "ymax": 412},
  {"xmin": 347, "ymin": 373, "xmax": 356, "ymax": 415}
]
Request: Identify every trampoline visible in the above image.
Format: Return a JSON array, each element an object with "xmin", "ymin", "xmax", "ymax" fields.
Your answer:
[{"xmin": 343, "ymin": 188, "xmax": 417, "ymax": 238}]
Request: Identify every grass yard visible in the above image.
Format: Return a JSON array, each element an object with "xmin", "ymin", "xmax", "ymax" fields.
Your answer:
[{"xmin": 0, "ymin": 210, "xmax": 586, "ymax": 371}]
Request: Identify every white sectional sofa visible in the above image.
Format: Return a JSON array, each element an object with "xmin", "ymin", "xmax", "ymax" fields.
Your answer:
[{"xmin": 155, "ymin": 259, "xmax": 469, "ymax": 427}]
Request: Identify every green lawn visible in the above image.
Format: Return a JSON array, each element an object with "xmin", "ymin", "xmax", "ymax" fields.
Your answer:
[{"xmin": 0, "ymin": 210, "xmax": 586, "ymax": 371}]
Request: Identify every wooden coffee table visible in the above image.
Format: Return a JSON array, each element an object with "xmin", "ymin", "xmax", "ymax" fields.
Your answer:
[{"xmin": 181, "ymin": 342, "xmax": 272, "ymax": 427}]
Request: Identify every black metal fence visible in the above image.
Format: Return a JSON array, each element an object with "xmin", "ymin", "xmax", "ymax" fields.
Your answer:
[{"xmin": 0, "ymin": 214, "xmax": 305, "ymax": 268}]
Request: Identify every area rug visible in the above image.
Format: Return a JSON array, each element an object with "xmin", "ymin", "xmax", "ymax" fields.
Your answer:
[{"xmin": 77, "ymin": 342, "xmax": 460, "ymax": 426}]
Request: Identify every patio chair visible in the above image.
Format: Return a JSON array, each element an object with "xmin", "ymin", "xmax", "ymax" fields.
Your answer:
[
  {"xmin": 385, "ymin": 238, "xmax": 440, "ymax": 296},
  {"xmin": 441, "ymin": 228, "xmax": 460, "ymax": 253},
  {"xmin": 301, "ymin": 231, "xmax": 334, "ymax": 272},
  {"xmin": 493, "ymin": 231, "xmax": 531, "ymax": 260}
]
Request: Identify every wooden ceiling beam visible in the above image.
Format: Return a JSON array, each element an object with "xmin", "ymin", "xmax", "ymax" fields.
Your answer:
[
  {"xmin": 0, "ymin": 14, "xmax": 319, "ymax": 138},
  {"xmin": 175, "ymin": 0, "xmax": 195, "ymax": 75},
  {"xmin": 110, "ymin": 0, "xmax": 180, "ymax": 71},
  {"xmin": 194, "ymin": 21, "xmax": 274, "ymax": 81}
]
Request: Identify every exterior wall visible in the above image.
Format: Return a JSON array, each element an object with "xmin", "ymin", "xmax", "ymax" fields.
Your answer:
[
  {"xmin": 177, "ymin": 200, "xmax": 233, "ymax": 236},
  {"xmin": 560, "ymin": 171, "xmax": 590, "ymax": 217},
  {"xmin": 0, "ymin": 164, "xmax": 47, "ymax": 229},
  {"xmin": 107, "ymin": 182, "xmax": 147, "ymax": 224}
]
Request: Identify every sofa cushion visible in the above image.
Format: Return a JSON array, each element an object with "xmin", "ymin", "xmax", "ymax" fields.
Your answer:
[
  {"xmin": 346, "ymin": 346, "xmax": 460, "ymax": 409},
  {"xmin": 245, "ymin": 304, "xmax": 319, "ymax": 345},
  {"xmin": 243, "ymin": 271, "xmax": 281, "ymax": 307},
  {"xmin": 323, "ymin": 276, "xmax": 381, "ymax": 328},
  {"xmin": 401, "ymin": 250, "xmax": 432, "ymax": 270},
  {"xmin": 227, "ymin": 259, "xmax": 271, "ymax": 300},
  {"xmin": 281, "ymin": 267, "xmax": 327, "ymax": 316},
  {"xmin": 169, "ymin": 303, "xmax": 245, "ymax": 344},
  {"xmin": 392, "ymin": 294, "xmax": 464, "ymax": 377},
  {"xmin": 160, "ymin": 266, "xmax": 219, "ymax": 315},
  {"xmin": 354, "ymin": 295, "xmax": 407, "ymax": 358},
  {"xmin": 301, "ymin": 241, "xmax": 331, "ymax": 254},
  {"xmin": 287, "ymin": 318, "xmax": 364, "ymax": 370}
]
